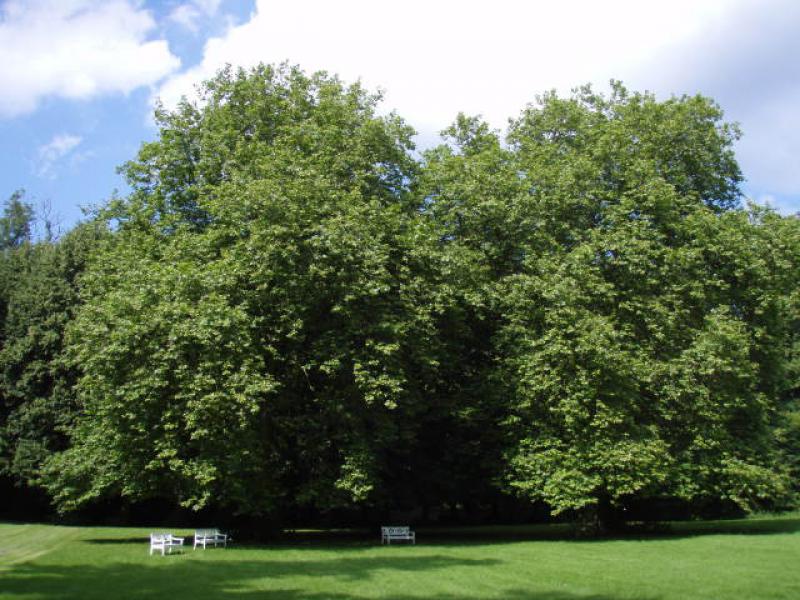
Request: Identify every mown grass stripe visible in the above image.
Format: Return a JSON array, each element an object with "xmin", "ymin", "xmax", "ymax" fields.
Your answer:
[{"xmin": 0, "ymin": 524, "xmax": 79, "ymax": 570}]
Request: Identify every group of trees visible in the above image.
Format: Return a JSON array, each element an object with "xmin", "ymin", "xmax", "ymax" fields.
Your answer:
[{"xmin": 1, "ymin": 65, "xmax": 799, "ymax": 531}]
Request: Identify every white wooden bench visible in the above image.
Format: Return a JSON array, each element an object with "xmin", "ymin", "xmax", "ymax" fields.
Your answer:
[
  {"xmin": 194, "ymin": 528, "xmax": 229, "ymax": 549},
  {"xmin": 381, "ymin": 526, "xmax": 415, "ymax": 545},
  {"xmin": 150, "ymin": 532, "xmax": 185, "ymax": 555}
]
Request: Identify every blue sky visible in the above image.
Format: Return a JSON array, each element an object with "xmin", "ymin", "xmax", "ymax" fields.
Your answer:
[{"xmin": 1, "ymin": 0, "xmax": 798, "ymax": 231}]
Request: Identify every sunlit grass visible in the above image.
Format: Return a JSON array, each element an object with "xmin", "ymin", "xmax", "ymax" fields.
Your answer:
[{"xmin": 1, "ymin": 514, "xmax": 799, "ymax": 599}]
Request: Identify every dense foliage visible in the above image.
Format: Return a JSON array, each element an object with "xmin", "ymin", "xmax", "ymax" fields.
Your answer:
[
  {"xmin": 0, "ymin": 194, "xmax": 106, "ymax": 491},
  {"xmin": 1, "ymin": 66, "xmax": 798, "ymax": 529},
  {"xmin": 419, "ymin": 86, "xmax": 800, "ymax": 527},
  {"xmin": 44, "ymin": 65, "xmax": 450, "ymax": 517}
]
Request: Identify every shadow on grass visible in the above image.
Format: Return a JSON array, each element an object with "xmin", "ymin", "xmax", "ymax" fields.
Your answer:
[
  {"xmin": 0, "ymin": 556, "xmax": 653, "ymax": 599},
  {"xmin": 79, "ymin": 516, "xmax": 800, "ymax": 551},
  {"xmin": 83, "ymin": 537, "xmax": 154, "ymax": 545},
  {"xmin": 666, "ymin": 516, "xmax": 800, "ymax": 538},
  {"xmin": 265, "ymin": 516, "xmax": 800, "ymax": 548}
]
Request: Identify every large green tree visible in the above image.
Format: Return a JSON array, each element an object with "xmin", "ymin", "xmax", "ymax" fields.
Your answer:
[
  {"xmin": 771, "ymin": 214, "xmax": 800, "ymax": 505},
  {"xmin": 505, "ymin": 85, "xmax": 790, "ymax": 527},
  {"xmin": 420, "ymin": 84, "xmax": 797, "ymax": 529},
  {"xmin": 45, "ymin": 65, "xmax": 446, "ymax": 516}
]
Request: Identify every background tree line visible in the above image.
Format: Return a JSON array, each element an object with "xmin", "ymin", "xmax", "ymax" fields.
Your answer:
[{"xmin": 1, "ymin": 65, "xmax": 799, "ymax": 533}]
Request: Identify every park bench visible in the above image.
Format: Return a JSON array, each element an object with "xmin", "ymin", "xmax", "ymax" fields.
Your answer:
[
  {"xmin": 381, "ymin": 526, "xmax": 415, "ymax": 545},
  {"xmin": 150, "ymin": 532, "xmax": 185, "ymax": 555},
  {"xmin": 194, "ymin": 528, "xmax": 229, "ymax": 549}
]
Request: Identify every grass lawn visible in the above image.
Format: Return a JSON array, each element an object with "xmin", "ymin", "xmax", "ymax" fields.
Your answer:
[{"xmin": 1, "ymin": 515, "xmax": 799, "ymax": 599}]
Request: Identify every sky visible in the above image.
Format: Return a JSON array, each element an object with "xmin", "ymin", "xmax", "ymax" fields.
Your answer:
[{"xmin": 1, "ymin": 0, "xmax": 798, "ymax": 231}]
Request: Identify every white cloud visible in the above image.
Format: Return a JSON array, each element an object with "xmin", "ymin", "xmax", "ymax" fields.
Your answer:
[
  {"xmin": 169, "ymin": 4, "xmax": 203, "ymax": 32},
  {"xmin": 626, "ymin": 0, "xmax": 800, "ymax": 206},
  {"xmin": 0, "ymin": 0, "xmax": 181, "ymax": 118},
  {"xmin": 154, "ymin": 0, "xmax": 732, "ymax": 131},
  {"xmin": 153, "ymin": 0, "xmax": 800, "ymax": 207},
  {"xmin": 35, "ymin": 133, "xmax": 83, "ymax": 179},
  {"xmin": 169, "ymin": 0, "xmax": 223, "ymax": 32}
]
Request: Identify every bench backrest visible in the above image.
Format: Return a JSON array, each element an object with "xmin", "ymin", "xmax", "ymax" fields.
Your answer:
[
  {"xmin": 382, "ymin": 526, "xmax": 410, "ymax": 536},
  {"xmin": 195, "ymin": 529, "xmax": 220, "ymax": 537}
]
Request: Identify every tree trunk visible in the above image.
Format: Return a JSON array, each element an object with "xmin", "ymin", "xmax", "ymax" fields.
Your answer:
[{"xmin": 576, "ymin": 494, "xmax": 625, "ymax": 537}]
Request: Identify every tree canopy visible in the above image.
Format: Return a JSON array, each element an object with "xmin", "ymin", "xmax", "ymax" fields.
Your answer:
[
  {"xmin": 419, "ymin": 85, "xmax": 797, "ymax": 528},
  {"xmin": 0, "ymin": 66, "xmax": 797, "ymax": 530},
  {"xmin": 44, "ymin": 65, "xmax": 445, "ymax": 516}
]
